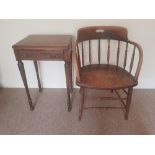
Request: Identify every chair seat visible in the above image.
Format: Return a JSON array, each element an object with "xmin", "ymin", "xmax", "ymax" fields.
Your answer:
[{"xmin": 76, "ymin": 64, "xmax": 137, "ymax": 89}]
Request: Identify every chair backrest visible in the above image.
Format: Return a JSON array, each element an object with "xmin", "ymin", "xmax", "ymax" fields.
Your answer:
[
  {"xmin": 77, "ymin": 26, "xmax": 128, "ymax": 42},
  {"xmin": 76, "ymin": 26, "xmax": 143, "ymax": 80}
]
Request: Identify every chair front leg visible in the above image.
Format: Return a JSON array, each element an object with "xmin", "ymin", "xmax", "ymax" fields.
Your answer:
[
  {"xmin": 79, "ymin": 87, "xmax": 85, "ymax": 121},
  {"xmin": 125, "ymin": 87, "xmax": 133, "ymax": 120}
]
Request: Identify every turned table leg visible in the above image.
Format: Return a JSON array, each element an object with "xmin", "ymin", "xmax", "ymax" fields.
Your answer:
[
  {"xmin": 34, "ymin": 61, "xmax": 42, "ymax": 92},
  {"xmin": 65, "ymin": 61, "xmax": 72, "ymax": 112},
  {"xmin": 70, "ymin": 51, "xmax": 73, "ymax": 92},
  {"xmin": 18, "ymin": 61, "xmax": 34, "ymax": 111}
]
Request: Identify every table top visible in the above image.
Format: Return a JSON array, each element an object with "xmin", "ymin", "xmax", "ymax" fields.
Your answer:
[{"xmin": 12, "ymin": 35, "xmax": 72, "ymax": 51}]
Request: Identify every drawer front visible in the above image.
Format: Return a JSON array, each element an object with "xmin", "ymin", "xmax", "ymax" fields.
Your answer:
[{"xmin": 17, "ymin": 51, "xmax": 64, "ymax": 60}]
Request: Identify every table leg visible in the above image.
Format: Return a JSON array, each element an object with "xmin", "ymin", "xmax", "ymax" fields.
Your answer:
[
  {"xmin": 70, "ymin": 51, "xmax": 73, "ymax": 92},
  {"xmin": 18, "ymin": 61, "xmax": 34, "ymax": 111},
  {"xmin": 34, "ymin": 61, "xmax": 42, "ymax": 92},
  {"xmin": 65, "ymin": 61, "xmax": 72, "ymax": 112}
]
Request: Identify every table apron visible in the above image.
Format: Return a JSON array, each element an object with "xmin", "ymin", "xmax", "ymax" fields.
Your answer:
[{"xmin": 15, "ymin": 50, "xmax": 65, "ymax": 61}]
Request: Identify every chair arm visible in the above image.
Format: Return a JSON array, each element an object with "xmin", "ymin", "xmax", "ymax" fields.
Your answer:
[{"xmin": 128, "ymin": 40, "xmax": 143, "ymax": 81}]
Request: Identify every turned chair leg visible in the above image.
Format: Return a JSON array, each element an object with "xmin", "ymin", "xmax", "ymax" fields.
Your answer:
[
  {"xmin": 79, "ymin": 87, "xmax": 85, "ymax": 121},
  {"xmin": 125, "ymin": 87, "xmax": 133, "ymax": 120}
]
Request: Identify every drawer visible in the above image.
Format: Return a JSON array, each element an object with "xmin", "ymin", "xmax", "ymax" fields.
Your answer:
[{"xmin": 17, "ymin": 50, "xmax": 64, "ymax": 60}]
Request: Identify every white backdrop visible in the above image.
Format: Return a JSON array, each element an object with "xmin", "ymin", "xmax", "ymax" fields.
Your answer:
[{"xmin": 0, "ymin": 19, "xmax": 155, "ymax": 88}]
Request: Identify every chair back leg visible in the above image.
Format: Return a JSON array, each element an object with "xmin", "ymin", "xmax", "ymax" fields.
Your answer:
[
  {"xmin": 125, "ymin": 87, "xmax": 133, "ymax": 120},
  {"xmin": 79, "ymin": 87, "xmax": 85, "ymax": 121}
]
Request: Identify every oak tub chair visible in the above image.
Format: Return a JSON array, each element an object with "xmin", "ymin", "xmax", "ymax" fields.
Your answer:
[{"xmin": 73, "ymin": 26, "xmax": 143, "ymax": 120}]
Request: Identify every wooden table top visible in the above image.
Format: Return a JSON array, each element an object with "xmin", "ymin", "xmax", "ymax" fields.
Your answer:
[{"xmin": 12, "ymin": 35, "xmax": 72, "ymax": 51}]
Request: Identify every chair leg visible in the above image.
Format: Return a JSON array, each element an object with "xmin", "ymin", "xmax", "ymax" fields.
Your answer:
[
  {"xmin": 125, "ymin": 87, "xmax": 133, "ymax": 120},
  {"xmin": 79, "ymin": 87, "xmax": 85, "ymax": 121}
]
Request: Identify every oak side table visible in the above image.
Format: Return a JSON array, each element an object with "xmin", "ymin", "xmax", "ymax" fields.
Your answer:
[{"xmin": 12, "ymin": 35, "xmax": 73, "ymax": 111}]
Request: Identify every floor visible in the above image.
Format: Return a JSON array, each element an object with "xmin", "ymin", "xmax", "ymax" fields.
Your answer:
[{"xmin": 0, "ymin": 88, "xmax": 155, "ymax": 135}]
